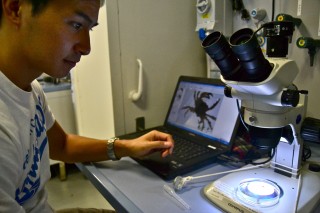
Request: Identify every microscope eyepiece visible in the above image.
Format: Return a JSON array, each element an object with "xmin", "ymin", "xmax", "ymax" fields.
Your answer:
[
  {"xmin": 230, "ymin": 28, "xmax": 272, "ymax": 82},
  {"xmin": 202, "ymin": 32, "xmax": 242, "ymax": 81},
  {"xmin": 202, "ymin": 28, "xmax": 272, "ymax": 82}
]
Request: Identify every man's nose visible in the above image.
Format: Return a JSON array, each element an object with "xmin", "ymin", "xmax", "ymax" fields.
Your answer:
[{"xmin": 75, "ymin": 32, "xmax": 91, "ymax": 56}]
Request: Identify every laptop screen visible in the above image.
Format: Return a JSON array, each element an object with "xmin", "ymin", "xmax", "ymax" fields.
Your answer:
[{"xmin": 165, "ymin": 77, "xmax": 239, "ymax": 146}]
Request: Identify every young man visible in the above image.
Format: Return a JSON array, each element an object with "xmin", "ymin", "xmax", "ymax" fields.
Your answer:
[{"xmin": 0, "ymin": 0, "xmax": 174, "ymax": 212}]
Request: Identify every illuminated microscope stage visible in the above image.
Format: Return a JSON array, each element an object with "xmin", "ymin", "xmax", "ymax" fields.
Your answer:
[{"xmin": 203, "ymin": 163, "xmax": 320, "ymax": 213}]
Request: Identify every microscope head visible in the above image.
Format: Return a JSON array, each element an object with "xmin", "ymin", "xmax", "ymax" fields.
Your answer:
[
  {"xmin": 202, "ymin": 21, "xmax": 295, "ymax": 83},
  {"xmin": 201, "ymin": 28, "xmax": 272, "ymax": 83},
  {"xmin": 201, "ymin": 22, "xmax": 304, "ymax": 151}
]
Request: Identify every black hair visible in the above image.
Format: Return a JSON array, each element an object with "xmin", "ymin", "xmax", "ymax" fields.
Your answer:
[
  {"xmin": 0, "ymin": 0, "xmax": 50, "ymax": 24},
  {"xmin": 30, "ymin": 0, "xmax": 50, "ymax": 14}
]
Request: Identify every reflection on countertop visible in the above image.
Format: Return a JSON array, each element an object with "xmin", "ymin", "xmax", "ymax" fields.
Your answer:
[
  {"xmin": 38, "ymin": 76, "xmax": 71, "ymax": 93},
  {"xmin": 40, "ymin": 81, "xmax": 71, "ymax": 93}
]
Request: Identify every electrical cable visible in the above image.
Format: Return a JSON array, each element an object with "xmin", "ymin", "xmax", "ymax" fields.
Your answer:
[
  {"xmin": 272, "ymin": 0, "xmax": 275, "ymax": 21},
  {"xmin": 218, "ymin": 148, "xmax": 275, "ymax": 166},
  {"xmin": 250, "ymin": 148, "xmax": 275, "ymax": 165},
  {"xmin": 232, "ymin": 0, "xmax": 250, "ymax": 21},
  {"xmin": 254, "ymin": 23, "xmax": 267, "ymax": 35},
  {"xmin": 302, "ymin": 143, "xmax": 311, "ymax": 161}
]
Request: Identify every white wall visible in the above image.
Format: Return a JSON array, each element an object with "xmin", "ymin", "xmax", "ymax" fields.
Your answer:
[
  {"xmin": 106, "ymin": 0, "xmax": 207, "ymax": 135},
  {"xmin": 71, "ymin": 5, "xmax": 115, "ymax": 139}
]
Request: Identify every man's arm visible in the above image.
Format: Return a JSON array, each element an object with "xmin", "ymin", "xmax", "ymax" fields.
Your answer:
[{"xmin": 47, "ymin": 121, "xmax": 174, "ymax": 163}]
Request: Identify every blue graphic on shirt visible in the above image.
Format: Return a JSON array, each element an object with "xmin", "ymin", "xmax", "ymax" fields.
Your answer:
[{"xmin": 15, "ymin": 95, "xmax": 48, "ymax": 205}]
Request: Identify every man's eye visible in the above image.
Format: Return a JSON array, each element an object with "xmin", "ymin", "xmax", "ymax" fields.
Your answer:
[{"xmin": 72, "ymin": 22, "xmax": 82, "ymax": 30}]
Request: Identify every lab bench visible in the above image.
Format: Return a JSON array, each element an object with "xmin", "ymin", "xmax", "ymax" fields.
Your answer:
[{"xmin": 76, "ymin": 142, "xmax": 320, "ymax": 213}]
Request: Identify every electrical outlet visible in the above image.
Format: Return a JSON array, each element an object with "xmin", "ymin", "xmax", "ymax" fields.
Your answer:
[{"xmin": 135, "ymin": 117, "xmax": 145, "ymax": 132}]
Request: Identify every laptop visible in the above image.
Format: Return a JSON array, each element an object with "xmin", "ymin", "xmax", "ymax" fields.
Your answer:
[{"xmin": 119, "ymin": 76, "xmax": 240, "ymax": 180}]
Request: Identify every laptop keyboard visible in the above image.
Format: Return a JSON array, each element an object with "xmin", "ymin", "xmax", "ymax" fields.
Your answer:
[{"xmin": 172, "ymin": 135, "xmax": 211, "ymax": 161}]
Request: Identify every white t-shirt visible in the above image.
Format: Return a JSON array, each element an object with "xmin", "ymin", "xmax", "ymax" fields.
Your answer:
[{"xmin": 0, "ymin": 71, "xmax": 55, "ymax": 213}]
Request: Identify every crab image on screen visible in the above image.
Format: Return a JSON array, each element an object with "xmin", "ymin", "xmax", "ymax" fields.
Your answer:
[{"xmin": 181, "ymin": 91, "xmax": 221, "ymax": 132}]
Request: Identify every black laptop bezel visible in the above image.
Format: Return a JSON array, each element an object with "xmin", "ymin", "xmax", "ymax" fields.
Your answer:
[{"xmin": 162, "ymin": 75, "xmax": 239, "ymax": 152}]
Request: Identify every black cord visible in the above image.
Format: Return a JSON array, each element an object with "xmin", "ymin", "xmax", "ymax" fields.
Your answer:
[
  {"xmin": 232, "ymin": 0, "xmax": 243, "ymax": 11},
  {"xmin": 250, "ymin": 148, "xmax": 275, "ymax": 165},
  {"xmin": 254, "ymin": 23, "xmax": 268, "ymax": 35},
  {"xmin": 302, "ymin": 143, "xmax": 311, "ymax": 161},
  {"xmin": 272, "ymin": 0, "xmax": 275, "ymax": 21},
  {"xmin": 221, "ymin": 143, "xmax": 311, "ymax": 165},
  {"xmin": 232, "ymin": 0, "xmax": 250, "ymax": 21},
  {"xmin": 218, "ymin": 148, "xmax": 275, "ymax": 166},
  {"xmin": 253, "ymin": 1, "xmax": 276, "ymax": 35}
]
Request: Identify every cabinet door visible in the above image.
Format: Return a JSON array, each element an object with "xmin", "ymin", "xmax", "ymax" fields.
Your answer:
[
  {"xmin": 46, "ymin": 90, "xmax": 77, "ymax": 134},
  {"xmin": 107, "ymin": 0, "xmax": 206, "ymax": 135}
]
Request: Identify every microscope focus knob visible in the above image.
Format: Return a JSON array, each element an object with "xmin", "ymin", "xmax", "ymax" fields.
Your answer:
[
  {"xmin": 249, "ymin": 116, "xmax": 257, "ymax": 124},
  {"xmin": 281, "ymin": 89, "xmax": 300, "ymax": 107}
]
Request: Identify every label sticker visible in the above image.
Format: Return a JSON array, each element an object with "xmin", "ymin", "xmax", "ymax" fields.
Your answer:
[
  {"xmin": 297, "ymin": 0, "xmax": 302, "ymax": 16},
  {"xmin": 318, "ymin": 12, "xmax": 320, "ymax": 36}
]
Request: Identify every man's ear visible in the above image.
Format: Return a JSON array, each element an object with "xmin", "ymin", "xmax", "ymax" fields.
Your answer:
[{"xmin": 2, "ymin": 0, "xmax": 22, "ymax": 26}]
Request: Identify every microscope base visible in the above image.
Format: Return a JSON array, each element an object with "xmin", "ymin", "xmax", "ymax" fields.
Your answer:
[{"xmin": 203, "ymin": 162, "xmax": 320, "ymax": 213}]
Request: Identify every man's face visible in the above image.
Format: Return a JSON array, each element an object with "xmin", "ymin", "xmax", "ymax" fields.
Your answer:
[{"xmin": 19, "ymin": 0, "xmax": 100, "ymax": 78}]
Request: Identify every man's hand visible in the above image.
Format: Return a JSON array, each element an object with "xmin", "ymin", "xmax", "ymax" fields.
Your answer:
[{"xmin": 114, "ymin": 130, "xmax": 174, "ymax": 159}]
